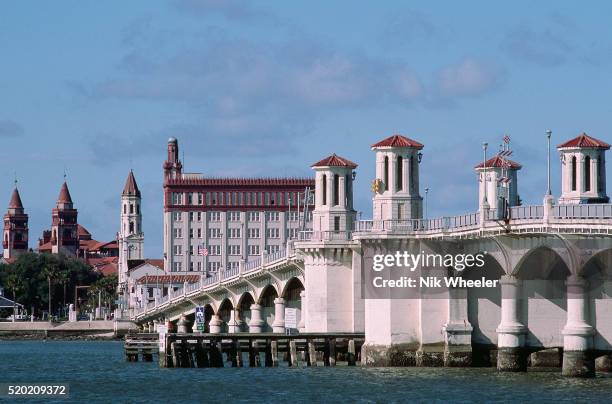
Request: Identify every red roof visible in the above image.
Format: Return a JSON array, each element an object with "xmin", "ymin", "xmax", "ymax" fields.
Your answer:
[
  {"xmin": 475, "ymin": 154, "xmax": 522, "ymax": 170},
  {"xmin": 89, "ymin": 240, "xmax": 118, "ymax": 251},
  {"xmin": 8, "ymin": 188, "xmax": 23, "ymax": 209},
  {"xmin": 371, "ymin": 134, "xmax": 424, "ymax": 149},
  {"xmin": 77, "ymin": 225, "xmax": 92, "ymax": 239},
  {"xmin": 38, "ymin": 241, "xmax": 52, "ymax": 252},
  {"xmin": 122, "ymin": 170, "xmax": 141, "ymax": 197},
  {"xmin": 557, "ymin": 133, "xmax": 610, "ymax": 149},
  {"xmin": 137, "ymin": 275, "xmax": 200, "ymax": 284},
  {"xmin": 57, "ymin": 182, "xmax": 73, "ymax": 204},
  {"xmin": 129, "ymin": 259, "xmax": 164, "ymax": 272},
  {"xmin": 165, "ymin": 178, "xmax": 314, "ymax": 187},
  {"xmin": 311, "ymin": 154, "xmax": 358, "ymax": 169},
  {"xmin": 89, "ymin": 257, "xmax": 118, "ymax": 276}
]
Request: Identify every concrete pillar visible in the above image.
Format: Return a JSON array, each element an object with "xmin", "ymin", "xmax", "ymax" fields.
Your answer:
[
  {"xmin": 298, "ymin": 291, "xmax": 306, "ymax": 332},
  {"xmin": 496, "ymin": 275, "xmax": 527, "ymax": 371},
  {"xmin": 443, "ymin": 285, "xmax": 473, "ymax": 367},
  {"xmin": 542, "ymin": 194, "xmax": 554, "ymax": 224},
  {"xmin": 562, "ymin": 275, "xmax": 595, "ymax": 377},
  {"xmin": 177, "ymin": 315, "xmax": 190, "ymax": 334},
  {"xmin": 153, "ymin": 319, "xmax": 159, "ymax": 333},
  {"xmin": 248, "ymin": 304, "xmax": 264, "ymax": 333},
  {"xmin": 272, "ymin": 298, "xmax": 286, "ymax": 333},
  {"xmin": 209, "ymin": 314, "xmax": 223, "ymax": 334},
  {"xmin": 148, "ymin": 321, "xmax": 154, "ymax": 333},
  {"xmin": 227, "ymin": 309, "xmax": 241, "ymax": 333}
]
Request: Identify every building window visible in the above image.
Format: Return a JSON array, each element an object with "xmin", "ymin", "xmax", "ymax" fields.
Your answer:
[
  {"xmin": 266, "ymin": 211, "xmax": 279, "ymax": 221},
  {"xmin": 130, "ymin": 204, "xmax": 134, "ymax": 214},
  {"xmin": 266, "ymin": 228, "xmax": 280, "ymax": 238},
  {"xmin": 248, "ymin": 245, "xmax": 260, "ymax": 255},
  {"xmin": 333, "ymin": 174, "xmax": 339, "ymax": 205},
  {"xmin": 173, "ymin": 212, "xmax": 182, "ymax": 221},
  {"xmin": 209, "ymin": 228, "xmax": 221, "ymax": 238},
  {"xmin": 288, "ymin": 211, "xmax": 299, "ymax": 221},
  {"xmin": 228, "ymin": 211, "xmax": 241, "ymax": 221},
  {"xmin": 585, "ymin": 156, "xmax": 591, "ymax": 192},
  {"xmin": 188, "ymin": 193, "xmax": 193, "ymax": 205},
  {"xmin": 207, "ymin": 262, "xmax": 220, "ymax": 272},
  {"xmin": 228, "ymin": 245, "xmax": 241, "ymax": 255},
  {"xmin": 189, "ymin": 228, "xmax": 193, "ymax": 239},
  {"xmin": 571, "ymin": 156, "xmax": 577, "ymax": 191},
  {"xmin": 173, "ymin": 262, "xmax": 182, "ymax": 272},
  {"xmin": 334, "ymin": 216, "xmax": 340, "ymax": 232},
  {"xmin": 189, "ymin": 212, "xmax": 194, "ymax": 222},
  {"xmin": 198, "ymin": 193, "xmax": 203, "ymax": 205},
  {"xmin": 197, "ymin": 212, "xmax": 202, "ymax": 221},
  {"xmin": 197, "ymin": 262, "xmax": 202, "ymax": 271},
  {"xmin": 248, "ymin": 228, "xmax": 260, "ymax": 238},
  {"xmin": 173, "ymin": 245, "xmax": 182, "ymax": 255},
  {"xmin": 229, "ymin": 228, "xmax": 241, "ymax": 238},
  {"xmin": 267, "ymin": 245, "xmax": 280, "ymax": 253},
  {"xmin": 197, "ymin": 228, "xmax": 202, "ymax": 238},
  {"xmin": 287, "ymin": 228, "xmax": 299, "ymax": 239},
  {"xmin": 322, "ymin": 174, "xmax": 327, "ymax": 205},
  {"xmin": 209, "ymin": 245, "xmax": 221, "ymax": 255},
  {"xmin": 189, "ymin": 262, "xmax": 194, "ymax": 271},
  {"xmin": 123, "ymin": 204, "xmax": 126, "ymax": 214},
  {"xmin": 383, "ymin": 156, "xmax": 389, "ymax": 191},
  {"xmin": 248, "ymin": 212, "xmax": 260, "ymax": 221},
  {"xmin": 189, "ymin": 245, "xmax": 194, "ymax": 255},
  {"xmin": 209, "ymin": 211, "xmax": 221, "ymax": 221},
  {"xmin": 173, "ymin": 228, "xmax": 182, "ymax": 238},
  {"xmin": 397, "ymin": 156, "xmax": 403, "ymax": 191}
]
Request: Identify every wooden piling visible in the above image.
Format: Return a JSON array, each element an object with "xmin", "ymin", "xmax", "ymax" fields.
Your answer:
[
  {"xmin": 264, "ymin": 339, "xmax": 273, "ymax": 367},
  {"xmin": 270, "ymin": 340, "xmax": 279, "ymax": 367},
  {"xmin": 289, "ymin": 340, "xmax": 298, "ymax": 367},
  {"xmin": 308, "ymin": 340, "xmax": 317, "ymax": 367},
  {"xmin": 324, "ymin": 338, "xmax": 331, "ymax": 366},
  {"xmin": 171, "ymin": 342, "xmax": 180, "ymax": 368},
  {"xmin": 328, "ymin": 338, "xmax": 336, "ymax": 367},
  {"xmin": 347, "ymin": 339, "xmax": 356, "ymax": 366},
  {"xmin": 213, "ymin": 340, "xmax": 224, "ymax": 368}
]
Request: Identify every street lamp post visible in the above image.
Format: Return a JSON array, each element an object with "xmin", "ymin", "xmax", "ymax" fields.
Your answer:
[
  {"xmin": 482, "ymin": 142, "xmax": 488, "ymax": 203},
  {"xmin": 424, "ymin": 187, "xmax": 430, "ymax": 220},
  {"xmin": 546, "ymin": 130, "xmax": 552, "ymax": 196}
]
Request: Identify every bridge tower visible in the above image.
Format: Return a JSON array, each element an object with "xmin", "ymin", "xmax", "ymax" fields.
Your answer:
[
  {"xmin": 371, "ymin": 134, "xmax": 424, "ymax": 221},
  {"xmin": 558, "ymin": 133, "xmax": 609, "ymax": 204},
  {"xmin": 3, "ymin": 187, "xmax": 28, "ymax": 259},
  {"xmin": 298, "ymin": 153, "xmax": 364, "ymax": 333},
  {"xmin": 474, "ymin": 154, "xmax": 521, "ymax": 213},
  {"xmin": 118, "ymin": 170, "xmax": 144, "ymax": 290},
  {"xmin": 310, "ymin": 154, "xmax": 358, "ymax": 235}
]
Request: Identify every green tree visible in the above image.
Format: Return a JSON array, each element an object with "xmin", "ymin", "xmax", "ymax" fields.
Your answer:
[
  {"xmin": 41, "ymin": 256, "xmax": 60, "ymax": 320},
  {"xmin": 4, "ymin": 269, "xmax": 24, "ymax": 321}
]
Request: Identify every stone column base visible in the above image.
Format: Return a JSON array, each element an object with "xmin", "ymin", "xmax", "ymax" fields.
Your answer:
[
  {"xmin": 562, "ymin": 350, "xmax": 595, "ymax": 377},
  {"xmin": 497, "ymin": 347, "xmax": 527, "ymax": 372},
  {"xmin": 529, "ymin": 348, "xmax": 562, "ymax": 368},
  {"xmin": 361, "ymin": 343, "xmax": 419, "ymax": 367},
  {"xmin": 444, "ymin": 345, "xmax": 472, "ymax": 367},
  {"xmin": 416, "ymin": 344, "xmax": 445, "ymax": 367},
  {"xmin": 595, "ymin": 354, "xmax": 611, "ymax": 372}
]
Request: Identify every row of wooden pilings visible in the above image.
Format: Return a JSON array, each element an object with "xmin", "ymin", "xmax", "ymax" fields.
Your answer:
[{"xmin": 159, "ymin": 333, "xmax": 365, "ymax": 368}]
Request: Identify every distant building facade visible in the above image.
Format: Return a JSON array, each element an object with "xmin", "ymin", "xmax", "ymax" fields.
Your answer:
[{"xmin": 162, "ymin": 137, "xmax": 315, "ymax": 275}]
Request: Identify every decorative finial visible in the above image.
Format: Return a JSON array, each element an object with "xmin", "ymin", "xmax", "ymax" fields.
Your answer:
[{"xmin": 14, "ymin": 171, "xmax": 17, "ymax": 188}]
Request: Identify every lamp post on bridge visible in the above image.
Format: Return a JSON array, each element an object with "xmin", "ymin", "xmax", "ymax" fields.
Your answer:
[
  {"xmin": 424, "ymin": 187, "xmax": 430, "ymax": 220},
  {"xmin": 543, "ymin": 129, "xmax": 554, "ymax": 223}
]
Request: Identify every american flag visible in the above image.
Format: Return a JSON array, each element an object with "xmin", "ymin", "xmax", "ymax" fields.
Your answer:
[
  {"xmin": 198, "ymin": 245, "xmax": 208, "ymax": 256},
  {"xmin": 503, "ymin": 135, "xmax": 511, "ymax": 144}
]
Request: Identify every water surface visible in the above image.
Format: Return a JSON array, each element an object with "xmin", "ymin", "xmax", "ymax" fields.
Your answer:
[{"xmin": 0, "ymin": 341, "xmax": 609, "ymax": 403}]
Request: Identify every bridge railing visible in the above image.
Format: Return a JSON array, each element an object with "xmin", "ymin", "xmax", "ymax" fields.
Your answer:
[
  {"xmin": 222, "ymin": 267, "xmax": 239, "ymax": 279},
  {"xmin": 510, "ymin": 205, "xmax": 544, "ymax": 219},
  {"xmin": 353, "ymin": 213, "xmax": 479, "ymax": 234},
  {"xmin": 298, "ymin": 231, "xmax": 352, "ymax": 241},
  {"xmin": 554, "ymin": 203, "xmax": 612, "ymax": 219},
  {"xmin": 186, "ymin": 282, "xmax": 200, "ymax": 293},
  {"xmin": 203, "ymin": 274, "xmax": 219, "ymax": 286}
]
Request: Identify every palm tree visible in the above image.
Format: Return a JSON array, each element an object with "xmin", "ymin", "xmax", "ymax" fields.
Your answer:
[
  {"xmin": 4, "ymin": 272, "xmax": 24, "ymax": 322},
  {"xmin": 56, "ymin": 269, "xmax": 70, "ymax": 316},
  {"xmin": 41, "ymin": 263, "xmax": 59, "ymax": 321}
]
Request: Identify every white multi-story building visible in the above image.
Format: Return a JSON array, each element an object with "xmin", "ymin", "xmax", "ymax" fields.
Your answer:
[{"xmin": 162, "ymin": 137, "xmax": 315, "ymax": 275}]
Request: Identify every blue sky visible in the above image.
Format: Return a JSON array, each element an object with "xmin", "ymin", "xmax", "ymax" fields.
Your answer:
[{"xmin": 1, "ymin": 0, "xmax": 612, "ymax": 257}]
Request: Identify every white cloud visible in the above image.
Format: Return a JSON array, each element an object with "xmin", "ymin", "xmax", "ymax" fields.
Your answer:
[{"xmin": 437, "ymin": 58, "xmax": 500, "ymax": 98}]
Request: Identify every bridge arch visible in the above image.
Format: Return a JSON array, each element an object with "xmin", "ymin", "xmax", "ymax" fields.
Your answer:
[
  {"xmin": 217, "ymin": 298, "xmax": 233, "ymax": 333},
  {"xmin": 514, "ymin": 245, "xmax": 570, "ymax": 349},
  {"xmin": 237, "ymin": 292, "xmax": 255, "ymax": 332},
  {"xmin": 259, "ymin": 284, "xmax": 279, "ymax": 332},
  {"xmin": 580, "ymin": 247, "xmax": 612, "ymax": 351}
]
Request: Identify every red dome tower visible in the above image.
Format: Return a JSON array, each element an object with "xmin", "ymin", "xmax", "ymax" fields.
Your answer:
[
  {"xmin": 51, "ymin": 182, "xmax": 79, "ymax": 256},
  {"xmin": 3, "ymin": 187, "xmax": 28, "ymax": 259}
]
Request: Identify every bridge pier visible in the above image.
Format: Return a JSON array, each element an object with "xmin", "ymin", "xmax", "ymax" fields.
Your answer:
[
  {"xmin": 562, "ymin": 275, "xmax": 595, "ymax": 378},
  {"xmin": 249, "ymin": 304, "xmax": 264, "ymax": 333},
  {"xmin": 496, "ymin": 276, "xmax": 528, "ymax": 372},
  {"xmin": 227, "ymin": 310, "xmax": 241, "ymax": 333},
  {"xmin": 209, "ymin": 315, "xmax": 223, "ymax": 334},
  {"xmin": 272, "ymin": 298, "xmax": 286, "ymax": 333}
]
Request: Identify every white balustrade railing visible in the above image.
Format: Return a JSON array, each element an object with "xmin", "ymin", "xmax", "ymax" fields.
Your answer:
[
  {"xmin": 510, "ymin": 205, "xmax": 544, "ymax": 219},
  {"xmin": 554, "ymin": 203, "xmax": 612, "ymax": 219},
  {"xmin": 222, "ymin": 267, "xmax": 239, "ymax": 279}
]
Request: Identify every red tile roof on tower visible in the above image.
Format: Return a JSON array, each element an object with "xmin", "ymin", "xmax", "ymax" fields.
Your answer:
[
  {"xmin": 557, "ymin": 132, "xmax": 611, "ymax": 149},
  {"xmin": 475, "ymin": 154, "xmax": 522, "ymax": 170},
  {"xmin": 77, "ymin": 224, "xmax": 91, "ymax": 239},
  {"xmin": 57, "ymin": 182, "xmax": 73, "ymax": 203},
  {"xmin": 8, "ymin": 188, "xmax": 23, "ymax": 209},
  {"xmin": 371, "ymin": 134, "xmax": 424, "ymax": 149},
  {"xmin": 311, "ymin": 153, "xmax": 358, "ymax": 168},
  {"xmin": 122, "ymin": 170, "xmax": 141, "ymax": 197}
]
